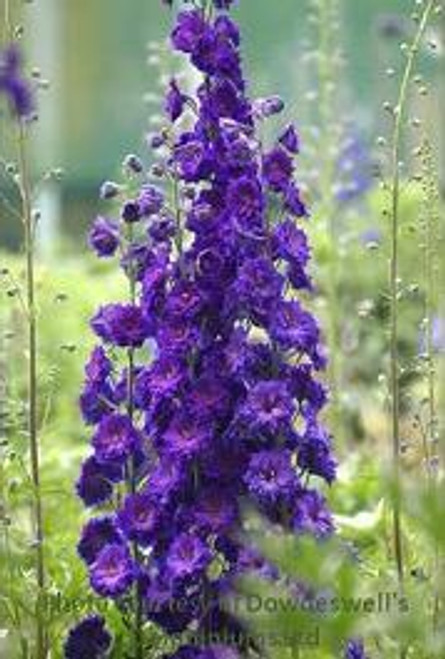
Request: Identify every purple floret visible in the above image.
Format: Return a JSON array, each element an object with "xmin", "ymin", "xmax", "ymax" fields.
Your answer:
[
  {"xmin": 91, "ymin": 304, "xmax": 149, "ymax": 347},
  {"xmin": 92, "ymin": 413, "xmax": 140, "ymax": 464},
  {"xmin": 278, "ymin": 124, "xmax": 300, "ymax": 154},
  {"xmin": 138, "ymin": 184, "xmax": 164, "ymax": 216},
  {"xmin": 77, "ymin": 515, "xmax": 123, "ymax": 565},
  {"xmin": 90, "ymin": 543, "xmax": 135, "ymax": 598},
  {"xmin": 64, "ymin": 615, "xmax": 112, "ymax": 659},
  {"xmin": 269, "ymin": 300, "xmax": 319, "ymax": 355},
  {"xmin": 118, "ymin": 492, "xmax": 158, "ymax": 546},
  {"xmin": 88, "ymin": 216, "xmax": 120, "ymax": 257},
  {"xmin": 239, "ymin": 380, "xmax": 294, "ymax": 435},
  {"xmin": 244, "ymin": 449, "xmax": 299, "ymax": 505},
  {"xmin": 293, "ymin": 490, "xmax": 334, "ymax": 539},
  {"xmin": 163, "ymin": 413, "xmax": 210, "ymax": 461},
  {"xmin": 273, "ymin": 220, "xmax": 310, "ymax": 267},
  {"xmin": 262, "ymin": 147, "xmax": 294, "ymax": 192},
  {"xmin": 166, "ymin": 533, "xmax": 212, "ymax": 582},
  {"xmin": 165, "ymin": 78, "xmax": 187, "ymax": 122},
  {"xmin": 75, "ymin": 455, "xmax": 122, "ymax": 507},
  {"xmin": 84, "ymin": 346, "xmax": 113, "ymax": 384}
]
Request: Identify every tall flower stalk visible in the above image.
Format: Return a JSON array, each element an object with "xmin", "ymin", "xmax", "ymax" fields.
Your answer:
[
  {"xmin": 1, "ymin": 31, "xmax": 47, "ymax": 657},
  {"xmin": 18, "ymin": 122, "xmax": 47, "ymax": 659},
  {"xmin": 386, "ymin": 0, "xmax": 436, "ymax": 590},
  {"xmin": 69, "ymin": 1, "xmax": 336, "ymax": 657}
]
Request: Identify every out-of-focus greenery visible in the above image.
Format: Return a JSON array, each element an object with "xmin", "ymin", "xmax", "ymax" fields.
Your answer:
[{"xmin": 0, "ymin": 255, "xmax": 125, "ymax": 656}]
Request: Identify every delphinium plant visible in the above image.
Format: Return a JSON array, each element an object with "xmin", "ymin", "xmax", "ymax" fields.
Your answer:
[{"xmin": 68, "ymin": 0, "xmax": 338, "ymax": 657}]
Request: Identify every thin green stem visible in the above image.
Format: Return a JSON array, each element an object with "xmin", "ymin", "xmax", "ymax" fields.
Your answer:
[
  {"xmin": 17, "ymin": 122, "xmax": 47, "ymax": 659},
  {"xmin": 388, "ymin": 0, "xmax": 435, "ymax": 592},
  {"xmin": 125, "ymin": 224, "xmax": 143, "ymax": 659}
]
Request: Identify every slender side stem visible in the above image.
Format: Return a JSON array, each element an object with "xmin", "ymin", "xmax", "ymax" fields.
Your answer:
[
  {"xmin": 128, "ymin": 349, "xmax": 143, "ymax": 659},
  {"xmin": 388, "ymin": 0, "xmax": 435, "ymax": 592},
  {"xmin": 17, "ymin": 124, "xmax": 46, "ymax": 657},
  {"xmin": 420, "ymin": 141, "xmax": 442, "ymax": 633},
  {"xmin": 125, "ymin": 225, "xmax": 143, "ymax": 659}
]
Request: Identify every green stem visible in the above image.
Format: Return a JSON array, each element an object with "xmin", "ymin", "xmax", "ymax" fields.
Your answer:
[
  {"xmin": 125, "ymin": 224, "xmax": 143, "ymax": 659},
  {"xmin": 387, "ymin": 14, "xmax": 436, "ymax": 659},
  {"xmin": 17, "ymin": 124, "xmax": 46, "ymax": 658}
]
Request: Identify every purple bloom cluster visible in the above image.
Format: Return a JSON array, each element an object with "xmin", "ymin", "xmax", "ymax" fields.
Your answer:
[
  {"xmin": 70, "ymin": 0, "xmax": 337, "ymax": 656},
  {"xmin": 0, "ymin": 44, "xmax": 34, "ymax": 118}
]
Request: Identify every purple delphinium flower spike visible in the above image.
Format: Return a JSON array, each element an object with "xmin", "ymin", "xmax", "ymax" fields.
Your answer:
[{"xmin": 72, "ymin": 0, "xmax": 337, "ymax": 655}]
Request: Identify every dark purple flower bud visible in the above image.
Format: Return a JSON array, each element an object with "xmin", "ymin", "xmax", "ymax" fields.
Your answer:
[
  {"xmin": 297, "ymin": 422, "xmax": 337, "ymax": 483},
  {"xmin": 75, "ymin": 455, "xmax": 122, "ymax": 507},
  {"xmin": 175, "ymin": 138, "xmax": 206, "ymax": 182},
  {"xmin": 151, "ymin": 163, "xmax": 166, "ymax": 178},
  {"xmin": 79, "ymin": 380, "xmax": 115, "ymax": 426},
  {"xmin": 278, "ymin": 124, "xmax": 300, "ymax": 154},
  {"xmin": 138, "ymin": 184, "xmax": 164, "ymax": 216},
  {"xmin": 88, "ymin": 216, "xmax": 119, "ymax": 257},
  {"xmin": 121, "ymin": 200, "xmax": 141, "ymax": 223},
  {"xmin": 90, "ymin": 543, "xmax": 135, "ymax": 598},
  {"xmin": 284, "ymin": 183, "xmax": 308, "ymax": 217},
  {"xmin": 171, "ymin": 11, "xmax": 207, "ymax": 54},
  {"xmin": 262, "ymin": 147, "xmax": 294, "ymax": 192},
  {"xmin": 165, "ymin": 78, "xmax": 186, "ymax": 122},
  {"xmin": 215, "ymin": 15, "xmax": 240, "ymax": 46},
  {"xmin": 253, "ymin": 95, "xmax": 285, "ymax": 119},
  {"xmin": 148, "ymin": 215, "xmax": 176, "ymax": 243},
  {"xmin": 99, "ymin": 180, "xmax": 120, "ymax": 200},
  {"xmin": 64, "ymin": 615, "xmax": 112, "ymax": 659},
  {"xmin": 123, "ymin": 153, "xmax": 144, "ymax": 174},
  {"xmin": 149, "ymin": 133, "xmax": 165, "ymax": 149}
]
